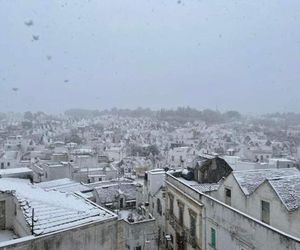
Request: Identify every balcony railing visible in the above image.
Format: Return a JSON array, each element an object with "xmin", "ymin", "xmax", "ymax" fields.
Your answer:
[{"xmin": 166, "ymin": 211, "xmax": 199, "ymax": 248}]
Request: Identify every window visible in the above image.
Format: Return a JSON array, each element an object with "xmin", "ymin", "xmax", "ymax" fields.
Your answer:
[
  {"xmin": 7, "ymin": 162, "xmax": 10, "ymax": 167},
  {"xmin": 157, "ymin": 198, "xmax": 162, "ymax": 216},
  {"xmin": 169, "ymin": 195, "xmax": 174, "ymax": 216},
  {"xmin": 211, "ymin": 228, "xmax": 216, "ymax": 248},
  {"xmin": 0, "ymin": 201, "xmax": 5, "ymax": 230},
  {"xmin": 171, "ymin": 155, "xmax": 175, "ymax": 162},
  {"xmin": 261, "ymin": 200, "xmax": 270, "ymax": 224},
  {"xmin": 0, "ymin": 163, "xmax": 4, "ymax": 169},
  {"xmin": 225, "ymin": 188, "xmax": 231, "ymax": 205},
  {"xmin": 190, "ymin": 213, "xmax": 196, "ymax": 238},
  {"xmin": 204, "ymin": 170, "xmax": 208, "ymax": 179},
  {"xmin": 135, "ymin": 246, "xmax": 141, "ymax": 250},
  {"xmin": 120, "ymin": 198, "xmax": 124, "ymax": 209},
  {"xmin": 178, "ymin": 201, "xmax": 184, "ymax": 225}
]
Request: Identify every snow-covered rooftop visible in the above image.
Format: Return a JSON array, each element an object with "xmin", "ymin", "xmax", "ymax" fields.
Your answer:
[
  {"xmin": 0, "ymin": 151, "xmax": 18, "ymax": 160},
  {"xmin": 0, "ymin": 167, "xmax": 32, "ymax": 176},
  {"xmin": 268, "ymin": 175, "xmax": 300, "ymax": 211},
  {"xmin": 233, "ymin": 168, "xmax": 300, "ymax": 195},
  {"xmin": 192, "ymin": 183, "xmax": 220, "ymax": 193},
  {"xmin": 0, "ymin": 178, "xmax": 115, "ymax": 235},
  {"xmin": 95, "ymin": 183, "xmax": 137, "ymax": 204},
  {"xmin": 36, "ymin": 178, "xmax": 91, "ymax": 193},
  {"xmin": 177, "ymin": 177, "xmax": 219, "ymax": 193},
  {"xmin": 0, "ymin": 230, "xmax": 17, "ymax": 243}
]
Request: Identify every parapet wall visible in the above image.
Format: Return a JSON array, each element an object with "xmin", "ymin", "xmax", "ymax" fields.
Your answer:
[{"xmin": 0, "ymin": 218, "xmax": 118, "ymax": 250}]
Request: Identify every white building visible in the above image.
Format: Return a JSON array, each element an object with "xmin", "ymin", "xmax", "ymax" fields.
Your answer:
[
  {"xmin": 165, "ymin": 172, "xmax": 300, "ymax": 250},
  {"xmin": 216, "ymin": 168, "xmax": 300, "ymax": 238},
  {"xmin": 146, "ymin": 169, "xmax": 167, "ymax": 248},
  {"xmin": 0, "ymin": 178, "xmax": 118, "ymax": 250}
]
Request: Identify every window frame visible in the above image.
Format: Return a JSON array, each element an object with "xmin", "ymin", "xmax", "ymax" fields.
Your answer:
[
  {"xmin": 189, "ymin": 209, "xmax": 197, "ymax": 238},
  {"xmin": 261, "ymin": 200, "xmax": 270, "ymax": 224},
  {"xmin": 225, "ymin": 187, "xmax": 232, "ymax": 206},
  {"xmin": 169, "ymin": 194, "xmax": 174, "ymax": 216},
  {"xmin": 210, "ymin": 227, "xmax": 216, "ymax": 249},
  {"xmin": 177, "ymin": 200, "xmax": 184, "ymax": 226}
]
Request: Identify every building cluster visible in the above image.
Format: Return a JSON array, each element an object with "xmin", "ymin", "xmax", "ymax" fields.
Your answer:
[{"xmin": 0, "ymin": 114, "xmax": 299, "ymax": 249}]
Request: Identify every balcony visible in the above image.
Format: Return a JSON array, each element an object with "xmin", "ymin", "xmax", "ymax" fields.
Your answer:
[
  {"xmin": 186, "ymin": 232, "xmax": 198, "ymax": 248},
  {"xmin": 166, "ymin": 211, "xmax": 200, "ymax": 249},
  {"xmin": 167, "ymin": 212, "xmax": 184, "ymax": 232}
]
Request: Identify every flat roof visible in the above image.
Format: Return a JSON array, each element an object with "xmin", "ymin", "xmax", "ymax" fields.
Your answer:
[
  {"xmin": 0, "ymin": 167, "xmax": 32, "ymax": 176},
  {"xmin": 0, "ymin": 178, "xmax": 116, "ymax": 235}
]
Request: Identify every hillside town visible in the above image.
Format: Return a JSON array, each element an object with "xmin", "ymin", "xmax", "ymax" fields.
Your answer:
[
  {"xmin": 0, "ymin": 110, "xmax": 299, "ymax": 250},
  {"xmin": 1, "ymin": 0, "xmax": 300, "ymax": 248}
]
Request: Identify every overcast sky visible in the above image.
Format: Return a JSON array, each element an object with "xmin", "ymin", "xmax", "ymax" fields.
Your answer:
[{"xmin": 0, "ymin": 0, "xmax": 300, "ymax": 114}]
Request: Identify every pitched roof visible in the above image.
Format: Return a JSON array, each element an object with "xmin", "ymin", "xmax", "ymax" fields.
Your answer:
[
  {"xmin": 0, "ymin": 178, "xmax": 115, "ymax": 235},
  {"xmin": 233, "ymin": 168, "xmax": 300, "ymax": 195},
  {"xmin": 94, "ymin": 183, "xmax": 137, "ymax": 204},
  {"xmin": 268, "ymin": 175, "xmax": 300, "ymax": 211}
]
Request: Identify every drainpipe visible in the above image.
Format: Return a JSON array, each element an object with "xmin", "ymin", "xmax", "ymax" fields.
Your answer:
[
  {"xmin": 31, "ymin": 208, "xmax": 35, "ymax": 235},
  {"xmin": 202, "ymin": 204, "xmax": 207, "ymax": 250}
]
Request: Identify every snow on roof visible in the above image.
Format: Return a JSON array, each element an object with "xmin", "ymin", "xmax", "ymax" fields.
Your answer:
[
  {"xmin": 172, "ymin": 146, "xmax": 191, "ymax": 152},
  {"xmin": 269, "ymin": 158, "xmax": 294, "ymax": 162},
  {"xmin": 0, "ymin": 178, "xmax": 115, "ymax": 235},
  {"xmin": 72, "ymin": 148, "xmax": 93, "ymax": 155},
  {"xmin": 85, "ymin": 178, "xmax": 133, "ymax": 188},
  {"xmin": 0, "ymin": 230, "xmax": 17, "ymax": 243},
  {"xmin": 47, "ymin": 164, "xmax": 64, "ymax": 168},
  {"xmin": 177, "ymin": 177, "xmax": 219, "ymax": 193},
  {"xmin": 95, "ymin": 183, "xmax": 137, "ymax": 204},
  {"xmin": 199, "ymin": 153, "xmax": 217, "ymax": 160},
  {"xmin": 0, "ymin": 151, "xmax": 18, "ymax": 160},
  {"xmin": 268, "ymin": 175, "xmax": 300, "ymax": 211},
  {"xmin": 0, "ymin": 167, "xmax": 32, "ymax": 176},
  {"xmin": 192, "ymin": 183, "xmax": 220, "ymax": 193},
  {"xmin": 233, "ymin": 168, "xmax": 300, "ymax": 195},
  {"xmin": 36, "ymin": 178, "xmax": 91, "ymax": 193},
  {"xmin": 148, "ymin": 169, "xmax": 165, "ymax": 175}
]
